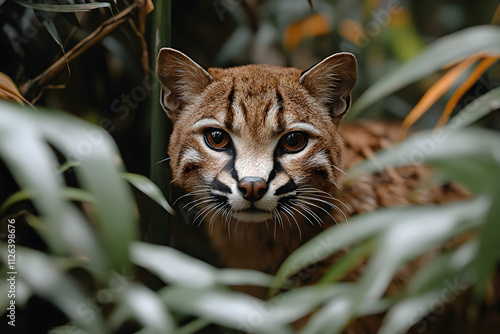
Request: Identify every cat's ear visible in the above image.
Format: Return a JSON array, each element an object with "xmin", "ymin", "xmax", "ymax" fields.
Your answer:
[
  {"xmin": 299, "ymin": 52, "xmax": 357, "ymax": 120},
  {"xmin": 157, "ymin": 48, "xmax": 213, "ymax": 121}
]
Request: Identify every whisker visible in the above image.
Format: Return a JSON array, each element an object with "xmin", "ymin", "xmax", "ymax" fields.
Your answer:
[
  {"xmin": 298, "ymin": 187, "xmax": 351, "ymax": 212},
  {"xmin": 295, "ymin": 202, "xmax": 324, "ymax": 227},
  {"xmin": 155, "ymin": 157, "xmax": 171, "ymax": 164},
  {"xmin": 173, "ymin": 189, "xmax": 211, "ymax": 206},
  {"xmin": 199, "ymin": 202, "xmax": 224, "ymax": 229},
  {"xmin": 280, "ymin": 204, "xmax": 302, "ymax": 239},
  {"xmin": 288, "ymin": 203, "xmax": 316, "ymax": 229},
  {"xmin": 222, "ymin": 206, "xmax": 232, "ymax": 224},
  {"xmin": 277, "ymin": 203, "xmax": 293, "ymax": 229},
  {"xmin": 209, "ymin": 203, "xmax": 227, "ymax": 234},
  {"xmin": 192, "ymin": 203, "xmax": 215, "ymax": 226},
  {"xmin": 182, "ymin": 196, "xmax": 213, "ymax": 211},
  {"xmin": 299, "ymin": 194, "xmax": 348, "ymax": 214},
  {"xmin": 332, "ymin": 164, "xmax": 347, "ymax": 176},
  {"xmin": 296, "ymin": 198, "xmax": 337, "ymax": 226},
  {"xmin": 299, "ymin": 195, "xmax": 349, "ymax": 223}
]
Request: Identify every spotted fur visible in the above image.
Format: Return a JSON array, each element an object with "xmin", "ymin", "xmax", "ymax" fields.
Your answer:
[{"xmin": 157, "ymin": 49, "xmax": 477, "ymax": 331}]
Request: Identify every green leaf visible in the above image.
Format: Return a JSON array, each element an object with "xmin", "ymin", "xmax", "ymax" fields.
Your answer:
[
  {"xmin": 130, "ymin": 242, "xmax": 273, "ymax": 288},
  {"xmin": 317, "ymin": 239, "xmax": 373, "ymax": 285},
  {"xmin": 447, "ymin": 86, "xmax": 500, "ymax": 129},
  {"xmin": 0, "ymin": 102, "xmax": 107, "ymax": 277},
  {"xmin": 131, "ymin": 242, "xmax": 217, "ymax": 288},
  {"xmin": 298, "ymin": 296, "xmax": 353, "ymax": 334},
  {"xmin": 1, "ymin": 187, "xmax": 95, "ymax": 215},
  {"xmin": 123, "ymin": 172, "xmax": 175, "ymax": 215},
  {"xmin": 1, "ymin": 246, "xmax": 106, "ymax": 333},
  {"xmin": 347, "ymin": 128, "xmax": 500, "ymax": 194},
  {"xmin": 112, "ymin": 283, "xmax": 176, "ymax": 334},
  {"xmin": 378, "ymin": 290, "xmax": 444, "ymax": 334},
  {"xmin": 474, "ymin": 177, "xmax": 500, "ymax": 297},
  {"xmin": 59, "ymin": 160, "xmax": 81, "ymax": 173},
  {"xmin": 347, "ymin": 25, "xmax": 500, "ymax": 120},
  {"xmin": 159, "ymin": 286, "xmax": 292, "ymax": 334},
  {"xmin": 271, "ymin": 207, "xmax": 402, "ymax": 295},
  {"xmin": 217, "ymin": 268, "xmax": 273, "ymax": 287},
  {"xmin": 32, "ymin": 107, "xmax": 138, "ymax": 275},
  {"xmin": 380, "ymin": 241, "xmax": 477, "ymax": 333},
  {"xmin": 176, "ymin": 318, "xmax": 212, "ymax": 334},
  {"xmin": 37, "ymin": 10, "xmax": 64, "ymax": 49},
  {"xmin": 406, "ymin": 241, "xmax": 476, "ymax": 296},
  {"xmin": 269, "ymin": 284, "xmax": 351, "ymax": 327},
  {"xmin": 355, "ymin": 198, "xmax": 485, "ymax": 303},
  {"xmin": 13, "ymin": 0, "xmax": 112, "ymax": 13}
]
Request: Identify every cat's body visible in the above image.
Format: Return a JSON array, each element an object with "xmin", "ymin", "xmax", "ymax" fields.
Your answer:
[{"xmin": 156, "ymin": 48, "xmax": 472, "ymax": 331}]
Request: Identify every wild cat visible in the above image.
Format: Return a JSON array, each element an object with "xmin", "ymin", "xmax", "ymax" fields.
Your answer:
[{"xmin": 156, "ymin": 48, "xmax": 470, "ymax": 331}]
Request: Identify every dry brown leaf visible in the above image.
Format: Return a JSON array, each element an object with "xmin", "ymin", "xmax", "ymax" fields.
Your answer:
[{"xmin": 0, "ymin": 72, "xmax": 34, "ymax": 108}]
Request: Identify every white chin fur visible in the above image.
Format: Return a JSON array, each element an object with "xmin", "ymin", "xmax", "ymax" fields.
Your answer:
[{"xmin": 232, "ymin": 211, "xmax": 273, "ymax": 223}]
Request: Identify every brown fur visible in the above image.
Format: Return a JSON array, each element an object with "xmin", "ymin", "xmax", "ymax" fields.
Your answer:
[{"xmin": 157, "ymin": 49, "xmax": 477, "ymax": 332}]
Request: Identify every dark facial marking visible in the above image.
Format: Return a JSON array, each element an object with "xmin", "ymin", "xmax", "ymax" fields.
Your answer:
[
  {"xmin": 275, "ymin": 179, "xmax": 296, "ymax": 196},
  {"xmin": 212, "ymin": 178, "xmax": 231, "ymax": 194},
  {"xmin": 224, "ymin": 83, "xmax": 235, "ymax": 131}
]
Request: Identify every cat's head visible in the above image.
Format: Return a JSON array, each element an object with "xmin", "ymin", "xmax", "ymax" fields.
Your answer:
[{"xmin": 157, "ymin": 48, "xmax": 356, "ymax": 224}]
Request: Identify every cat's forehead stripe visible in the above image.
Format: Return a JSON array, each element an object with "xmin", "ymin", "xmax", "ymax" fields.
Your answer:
[
  {"xmin": 286, "ymin": 123, "xmax": 321, "ymax": 135},
  {"xmin": 193, "ymin": 118, "xmax": 221, "ymax": 130}
]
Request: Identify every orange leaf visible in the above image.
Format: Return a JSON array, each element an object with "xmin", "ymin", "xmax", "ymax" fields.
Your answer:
[
  {"xmin": 0, "ymin": 72, "xmax": 34, "ymax": 108},
  {"xmin": 339, "ymin": 19, "xmax": 364, "ymax": 46},
  {"xmin": 284, "ymin": 14, "xmax": 331, "ymax": 50},
  {"xmin": 436, "ymin": 56, "xmax": 499, "ymax": 128},
  {"xmin": 399, "ymin": 54, "xmax": 483, "ymax": 139}
]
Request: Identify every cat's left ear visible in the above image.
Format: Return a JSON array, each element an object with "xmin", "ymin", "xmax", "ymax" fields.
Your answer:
[
  {"xmin": 157, "ymin": 48, "xmax": 213, "ymax": 121},
  {"xmin": 299, "ymin": 53, "xmax": 357, "ymax": 120}
]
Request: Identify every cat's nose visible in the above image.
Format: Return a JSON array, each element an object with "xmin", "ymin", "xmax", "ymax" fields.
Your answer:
[{"xmin": 238, "ymin": 177, "xmax": 268, "ymax": 202}]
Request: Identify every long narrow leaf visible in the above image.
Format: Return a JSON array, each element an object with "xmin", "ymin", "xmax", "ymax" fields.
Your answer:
[
  {"xmin": 130, "ymin": 242, "xmax": 273, "ymax": 288},
  {"xmin": 347, "ymin": 128, "xmax": 500, "ymax": 193},
  {"xmin": 347, "ymin": 25, "xmax": 500, "ymax": 120},
  {"xmin": 1, "ymin": 246, "xmax": 106, "ymax": 333},
  {"xmin": 1, "ymin": 187, "xmax": 95, "ymax": 215},
  {"xmin": 33, "ymin": 108, "xmax": 138, "ymax": 275},
  {"xmin": 399, "ymin": 55, "xmax": 479, "ymax": 137},
  {"xmin": 355, "ymin": 198, "xmax": 485, "ymax": 303},
  {"xmin": 13, "ymin": 0, "xmax": 112, "ymax": 12},
  {"xmin": 270, "ymin": 208, "xmax": 402, "ymax": 294},
  {"xmin": 436, "ymin": 56, "xmax": 499, "ymax": 127},
  {"xmin": 446, "ymin": 86, "xmax": 500, "ymax": 129},
  {"xmin": 123, "ymin": 172, "xmax": 175, "ymax": 215},
  {"xmin": 112, "ymin": 284, "xmax": 176, "ymax": 333},
  {"xmin": 159, "ymin": 286, "xmax": 293, "ymax": 334},
  {"xmin": 474, "ymin": 177, "xmax": 500, "ymax": 297},
  {"xmin": 0, "ymin": 102, "xmax": 106, "ymax": 278}
]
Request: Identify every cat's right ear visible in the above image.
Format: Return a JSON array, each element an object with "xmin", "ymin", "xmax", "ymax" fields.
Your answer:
[{"xmin": 157, "ymin": 48, "xmax": 213, "ymax": 121}]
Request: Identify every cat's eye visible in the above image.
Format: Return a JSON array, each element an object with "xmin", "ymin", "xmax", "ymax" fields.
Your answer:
[
  {"xmin": 204, "ymin": 128, "xmax": 230, "ymax": 150},
  {"xmin": 281, "ymin": 131, "xmax": 308, "ymax": 153}
]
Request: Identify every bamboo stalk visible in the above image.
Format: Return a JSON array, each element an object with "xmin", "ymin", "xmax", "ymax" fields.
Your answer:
[{"xmin": 148, "ymin": 0, "xmax": 171, "ymax": 245}]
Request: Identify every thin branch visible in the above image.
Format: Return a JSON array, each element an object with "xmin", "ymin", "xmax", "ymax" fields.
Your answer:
[{"xmin": 20, "ymin": 2, "xmax": 139, "ymax": 101}]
